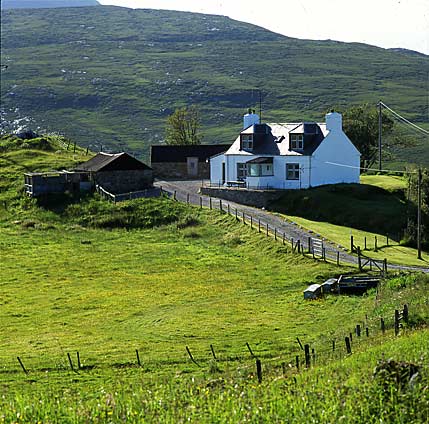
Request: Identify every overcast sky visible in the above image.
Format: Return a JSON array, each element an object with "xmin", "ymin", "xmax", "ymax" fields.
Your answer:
[{"xmin": 98, "ymin": 0, "xmax": 429, "ymax": 55}]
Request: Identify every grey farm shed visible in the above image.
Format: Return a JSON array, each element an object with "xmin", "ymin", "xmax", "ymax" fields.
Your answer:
[{"xmin": 75, "ymin": 152, "xmax": 153, "ymax": 194}]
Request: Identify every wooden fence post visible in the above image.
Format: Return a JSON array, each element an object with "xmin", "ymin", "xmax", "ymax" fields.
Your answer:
[
  {"xmin": 227, "ymin": 204, "xmax": 230, "ymax": 214},
  {"xmin": 17, "ymin": 357, "xmax": 28, "ymax": 374},
  {"xmin": 381, "ymin": 318, "xmax": 385, "ymax": 334},
  {"xmin": 200, "ymin": 197, "xmax": 203, "ymax": 208},
  {"xmin": 332, "ymin": 340, "xmax": 335, "ymax": 351},
  {"xmin": 256, "ymin": 359, "xmax": 262, "ymax": 383},
  {"xmin": 295, "ymin": 355, "xmax": 299, "ymax": 371},
  {"xmin": 403, "ymin": 304, "xmax": 409, "ymax": 324},
  {"xmin": 209, "ymin": 197, "xmax": 212, "ymax": 209},
  {"xmin": 274, "ymin": 228, "xmax": 277, "ymax": 241},
  {"xmin": 235, "ymin": 208, "xmax": 238, "ymax": 220},
  {"xmin": 375, "ymin": 236, "xmax": 378, "ymax": 251},
  {"xmin": 357, "ymin": 247, "xmax": 362, "ymax": 271},
  {"xmin": 76, "ymin": 351, "xmax": 81, "ymax": 369},
  {"xmin": 304, "ymin": 344, "xmax": 311, "ymax": 368},
  {"xmin": 364, "ymin": 237, "xmax": 367, "ymax": 250},
  {"xmin": 186, "ymin": 193, "xmax": 190, "ymax": 204},
  {"xmin": 337, "ymin": 251, "xmax": 340, "ymax": 266},
  {"xmin": 345, "ymin": 337, "xmax": 352, "ymax": 354},
  {"xmin": 282, "ymin": 233, "xmax": 285, "ymax": 245},
  {"xmin": 136, "ymin": 349, "xmax": 141, "ymax": 366},
  {"xmin": 350, "ymin": 235, "xmax": 354, "ymax": 252},
  {"xmin": 219, "ymin": 199, "xmax": 222, "ymax": 211},
  {"xmin": 308, "ymin": 237, "xmax": 311, "ymax": 253},
  {"xmin": 210, "ymin": 344, "xmax": 217, "ymax": 360},
  {"xmin": 366, "ymin": 327, "xmax": 369, "ymax": 337},
  {"xmin": 258, "ymin": 219, "xmax": 261, "ymax": 233},
  {"xmin": 173, "ymin": 190, "xmax": 177, "ymax": 201},
  {"xmin": 67, "ymin": 352, "xmax": 75, "ymax": 372},
  {"xmin": 242, "ymin": 211, "xmax": 245, "ymax": 224},
  {"xmin": 246, "ymin": 342, "xmax": 255, "ymax": 358},
  {"xmin": 250, "ymin": 215, "xmax": 253, "ymax": 229},
  {"xmin": 266, "ymin": 223, "xmax": 269, "ymax": 236},
  {"xmin": 394, "ymin": 309, "xmax": 400, "ymax": 336},
  {"xmin": 356, "ymin": 324, "xmax": 361, "ymax": 337}
]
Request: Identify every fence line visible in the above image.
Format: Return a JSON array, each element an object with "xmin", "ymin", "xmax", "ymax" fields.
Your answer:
[
  {"xmin": 0, "ymin": 305, "xmax": 409, "ymax": 378},
  {"xmin": 165, "ymin": 188, "xmax": 387, "ymax": 272}
]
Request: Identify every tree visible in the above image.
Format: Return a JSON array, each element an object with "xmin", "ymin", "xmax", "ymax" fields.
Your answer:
[
  {"xmin": 340, "ymin": 103, "xmax": 395, "ymax": 167},
  {"xmin": 165, "ymin": 105, "xmax": 202, "ymax": 145}
]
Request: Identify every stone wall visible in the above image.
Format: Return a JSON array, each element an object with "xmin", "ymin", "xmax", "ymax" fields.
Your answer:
[
  {"xmin": 152, "ymin": 162, "xmax": 210, "ymax": 180},
  {"xmin": 200, "ymin": 187, "xmax": 284, "ymax": 208},
  {"xmin": 94, "ymin": 170, "xmax": 153, "ymax": 194}
]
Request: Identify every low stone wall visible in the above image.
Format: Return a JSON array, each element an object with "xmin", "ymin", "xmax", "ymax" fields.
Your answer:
[{"xmin": 200, "ymin": 187, "xmax": 284, "ymax": 208}]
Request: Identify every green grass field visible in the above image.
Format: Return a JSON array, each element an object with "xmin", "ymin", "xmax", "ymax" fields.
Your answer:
[
  {"xmin": 270, "ymin": 174, "xmax": 428, "ymax": 267},
  {"xmin": 1, "ymin": 139, "xmax": 428, "ymax": 422}
]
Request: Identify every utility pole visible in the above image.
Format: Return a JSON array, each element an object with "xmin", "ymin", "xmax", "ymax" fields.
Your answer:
[
  {"xmin": 378, "ymin": 101, "xmax": 382, "ymax": 171},
  {"xmin": 417, "ymin": 168, "xmax": 422, "ymax": 260}
]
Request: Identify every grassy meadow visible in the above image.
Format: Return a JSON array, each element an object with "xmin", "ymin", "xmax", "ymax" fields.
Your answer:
[
  {"xmin": 1, "ymin": 137, "xmax": 428, "ymax": 422},
  {"xmin": 270, "ymin": 174, "xmax": 428, "ymax": 267}
]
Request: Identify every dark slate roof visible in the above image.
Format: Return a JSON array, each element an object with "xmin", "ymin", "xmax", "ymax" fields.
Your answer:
[
  {"xmin": 226, "ymin": 122, "xmax": 327, "ymax": 157},
  {"xmin": 75, "ymin": 152, "xmax": 151, "ymax": 172},
  {"xmin": 151, "ymin": 144, "xmax": 230, "ymax": 163},
  {"xmin": 246, "ymin": 157, "xmax": 273, "ymax": 164}
]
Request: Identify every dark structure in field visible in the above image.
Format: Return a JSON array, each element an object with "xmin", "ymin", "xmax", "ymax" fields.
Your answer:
[
  {"xmin": 24, "ymin": 171, "xmax": 92, "ymax": 197},
  {"xmin": 24, "ymin": 152, "xmax": 153, "ymax": 197},
  {"xmin": 75, "ymin": 152, "xmax": 153, "ymax": 194},
  {"xmin": 151, "ymin": 144, "xmax": 229, "ymax": 180}
]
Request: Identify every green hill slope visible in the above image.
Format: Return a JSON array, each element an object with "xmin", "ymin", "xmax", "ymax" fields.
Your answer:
[
  {"xmin": 1, "ymin": 0, "xmax": 100, "ymax": 9},
  {"xmin": 1, "ymin": 6, "xmax": 427, "ymax": 162}
]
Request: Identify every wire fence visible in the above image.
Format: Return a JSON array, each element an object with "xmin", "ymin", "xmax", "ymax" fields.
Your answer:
[
  {"xmin": 0, "ymin": 304, "xmax": 410, "ymax": 380},
  {"xmin": 162, "ymin": 186, "xmax": 388, "ymax": 273}
]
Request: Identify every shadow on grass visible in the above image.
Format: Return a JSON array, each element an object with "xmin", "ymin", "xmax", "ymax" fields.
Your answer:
[{"xmin": 269, "ymin": 183, "xmax": 410, "ymax": 240}]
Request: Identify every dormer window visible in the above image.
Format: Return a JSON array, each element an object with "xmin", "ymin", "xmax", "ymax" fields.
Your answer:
[
  {"xmin": 290, "ymin": 134, "xmax": 304, "ymax": 150},
  {"xmin": 241, "ymin": 134, "xmax": 253, "ymax": 151}
]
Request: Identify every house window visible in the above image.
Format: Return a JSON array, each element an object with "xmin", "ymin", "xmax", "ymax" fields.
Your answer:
[
  {"xmin": 247, "ymin": 163, "xmax": 273, "ymax": 177},
  {"xmin": 290, "ymin": 134, "xmax": 304, "ymax": 150},
  {"xmin": 286, "ymin": 163, "xmax": 300, "ymax": 180},
  {"xmin": 241, "ymin": 134, "xmax": 253, "ymax": 150},
  {"xmin": 237, "ymin": 163, "xmax": 247, "ymax": 180}
]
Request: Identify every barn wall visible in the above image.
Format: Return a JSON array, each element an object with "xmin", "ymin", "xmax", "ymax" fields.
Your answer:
[
  {"xmin": 94, "ymin": 170, "xmax": 153, "ymax": 194},
  {"xmin": 152, "ymin": 162, "xmax": 210, "ymax": 180}
]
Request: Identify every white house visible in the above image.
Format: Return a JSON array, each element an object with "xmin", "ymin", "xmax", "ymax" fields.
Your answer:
[{"xmin": 210, "ymin": 111, "xmax": 360, "ymax": 189}]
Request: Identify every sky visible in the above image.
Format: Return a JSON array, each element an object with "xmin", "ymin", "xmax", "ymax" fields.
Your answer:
[{"xmin": 98, "ymin": 0, "xmax": 429, "ymax": 55}]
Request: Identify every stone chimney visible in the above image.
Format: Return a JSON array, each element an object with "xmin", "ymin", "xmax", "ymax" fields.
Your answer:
[{"xmin": 325, "ymin": 111, "xmax": 342, "ymax": 132}]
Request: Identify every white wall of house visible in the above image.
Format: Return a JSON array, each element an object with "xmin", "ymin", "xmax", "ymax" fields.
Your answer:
[
  {"xmin": 210, "ymin": 154, "xmax": 225, "ymax": 185},
  {"xmin": 310, "ymin": 131, "xmax": 360, "ymax": 187}
]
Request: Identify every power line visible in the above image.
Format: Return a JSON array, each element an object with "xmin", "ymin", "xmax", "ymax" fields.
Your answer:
[
  {"xmin": 380, "ymin": 101, "xmax": 429, "ymax": 136},
  {"xmin": 323, "ymin": 160, "xmax": 419, "ymax": 174}
]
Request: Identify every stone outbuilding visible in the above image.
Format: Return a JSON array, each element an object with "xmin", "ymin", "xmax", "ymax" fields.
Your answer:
[
  {"xmin": 75, "ymin": 152, "xmax": 153, "ymax": 194},
  {"xmin": 151, "ymin": 145, "xmax": 229, "ymax": 180}
]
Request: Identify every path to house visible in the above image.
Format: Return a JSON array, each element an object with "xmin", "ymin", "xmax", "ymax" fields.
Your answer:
[{"xmin": 154, "ymin": 180, "xmax": 429, "ymax": 274}]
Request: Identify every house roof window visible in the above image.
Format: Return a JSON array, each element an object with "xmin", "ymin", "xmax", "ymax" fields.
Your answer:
[
  {"xmin": 290, "ymin": 134, "xmax": 304, "ymax": 150},
  {"xmin": 241, "ymin": 134, "xmax": 253, "ymax": 151}
]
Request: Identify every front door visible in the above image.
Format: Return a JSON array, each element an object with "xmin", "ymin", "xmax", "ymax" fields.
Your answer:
[
  {"xmin": 222, "ymin": 162, "xmax": 226, "ymax": 184},
  {"xmin": 187, "ymin": 157, "xmax": 199, "ymax": 177}
]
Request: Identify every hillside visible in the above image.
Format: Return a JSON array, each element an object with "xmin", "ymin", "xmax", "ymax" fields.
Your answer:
[
  {"xmin": 0, "ymin": 141, "xmax": 428, "ymax": 422},
  {"xmin": 1, "ymin": 6, "xmax": 428, "ymax": 162},
  {"xmin": 1, "ymin": 0, "xmax": 100, "ymax": 9}
]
